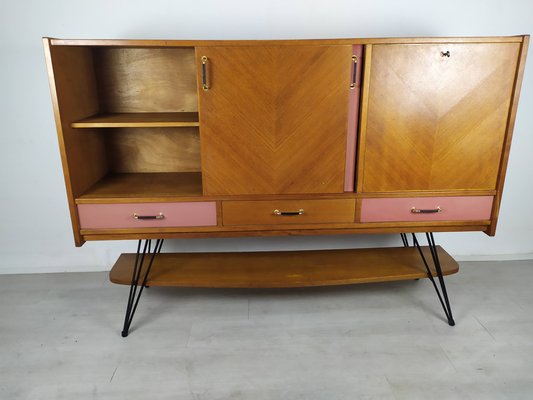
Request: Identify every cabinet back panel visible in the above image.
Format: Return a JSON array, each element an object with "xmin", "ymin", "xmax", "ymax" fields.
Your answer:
[
  {"xmin": 106, "ymin": 127, "xmax": 201, "ymax": 173},
  {"xmin": 94, "ymin": 48, "xmax": 198, "ymax": 113},
  {"xmin": 361, "ymin": 43, "xmax": 520, "ymax": 192}
]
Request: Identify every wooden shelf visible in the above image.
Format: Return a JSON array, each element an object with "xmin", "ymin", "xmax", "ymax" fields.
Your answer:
[
  {"xmin": 71, "ymin": 112, "xmax": 199, "ymax": 128},
  {"xmin": 78, "ymin": 172, "xmax": 203, "ymax": 199},
  {"xmin": 109, "ymin": 246, "xmax": 459, "ymax": 288}
]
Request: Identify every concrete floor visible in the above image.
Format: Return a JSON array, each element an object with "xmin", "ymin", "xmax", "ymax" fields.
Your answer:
[{"xmin": 1, "ymin": 260, "xmax": 533, "ymax": 399}]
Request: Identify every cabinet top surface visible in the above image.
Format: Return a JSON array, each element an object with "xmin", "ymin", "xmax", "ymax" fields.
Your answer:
[{"xmin": 44, "ymin": 36, "xmax": 528, "ymax": 47}]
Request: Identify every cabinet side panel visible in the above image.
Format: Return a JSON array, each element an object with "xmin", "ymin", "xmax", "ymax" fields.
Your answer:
[
  {"xmin": 487, "ymin": 35, "xmax": 529, "ymax": 236},
  {"xmin": 44, "ymin": 41, "xmax": 108, "ymax": 245}
]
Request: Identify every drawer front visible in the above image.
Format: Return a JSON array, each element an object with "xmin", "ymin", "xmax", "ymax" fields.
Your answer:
[
  {"xmin": 78, "ymin": 202, "xmax": 217, "ymax": 229},
  {"xmin": 360, "ymin": 196, "xmax": 493, "ymax": 223},
  {"xmin": 222, "ymin": 199, "xmax": 355, "ymax": 226}
]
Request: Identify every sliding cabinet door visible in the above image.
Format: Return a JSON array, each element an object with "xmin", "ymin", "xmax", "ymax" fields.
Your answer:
[{"xmin": 197, "ymin": 45, "xmax": 353, "ymax": 195}]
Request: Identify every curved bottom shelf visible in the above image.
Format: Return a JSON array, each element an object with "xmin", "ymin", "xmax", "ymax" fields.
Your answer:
[{"xmin": 109, "ymin": 246, "xmax": 459, "ymax": 288}]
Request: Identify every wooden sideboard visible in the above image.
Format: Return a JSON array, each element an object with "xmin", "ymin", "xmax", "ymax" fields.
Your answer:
[{"xmin": 43, "ymin": 36, "xmax": 529, "ymax": 335}]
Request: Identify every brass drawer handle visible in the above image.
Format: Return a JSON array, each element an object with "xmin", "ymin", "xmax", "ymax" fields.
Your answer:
[
  {"xmin": 273, "ymin": 209, "xmax": 305, "ymax": 216},
  {"xmin": 350, "ymin": 55, "xmax": 358, "ymax": 89},
  {"xmin": 133, "ymin": 212, "xmax": 165, "ymax": 220},
  {"xmin": 201, "ymin": 56, "xmax": 209, "ymax": 91},
  {"xmin": 411, "ymin": 207, "xmax": 442, "ymax": 214}
]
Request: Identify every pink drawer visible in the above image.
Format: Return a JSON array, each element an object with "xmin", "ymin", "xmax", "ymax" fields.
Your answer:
[
  {"xmin": 78, "ymin": 202, "xmax": 217, "ymax": 229},
  {"xmin": 360, "ymin": 196, "xmax": 493, "ymax": 223}
]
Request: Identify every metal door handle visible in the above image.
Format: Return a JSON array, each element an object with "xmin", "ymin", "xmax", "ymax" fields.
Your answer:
[
  {"xmin": 410, "ymin": 207, "xmax": 442, "ymax": 214},
  {"xmin": 133, "ymin": 213, "xmax": 165, "ymax": 220},
  {"xmin": 273, "ymin": 209, "xmax": 305, "ymax": 216},
  {"xmin": 201, "ymin": 56, "xmax": 209, "ymax": 91},
  {"xmin": 350, "ymin": 55, "xmax": 358, "ymax": 89}
]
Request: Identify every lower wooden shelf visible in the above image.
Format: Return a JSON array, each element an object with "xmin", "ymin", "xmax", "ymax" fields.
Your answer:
[{"xmin": 109, "ymin": 246, "xmax": 459, "ymax": 288}]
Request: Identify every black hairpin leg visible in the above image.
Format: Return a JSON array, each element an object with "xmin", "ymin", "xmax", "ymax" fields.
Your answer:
[
  {"xmin": 121, "ymin": 239, "xmax": 164, "ymax": 337},
  {"xmin": 411, "ymin": 232, "xmax": 455, "ymax": 326},
  {"xmin": 401, "ymin": 233, "xmax": 421, "ymax": 280}
]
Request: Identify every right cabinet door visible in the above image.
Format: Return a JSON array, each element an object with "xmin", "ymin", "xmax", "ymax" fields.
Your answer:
[{"xmin": 360, "ymin": 43, "xmax": 520, "ymax": 192}]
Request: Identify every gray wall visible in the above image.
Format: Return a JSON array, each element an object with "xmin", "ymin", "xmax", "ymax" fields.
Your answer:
[{"xmin": 1, "ymin": 0, "xmax": 532, "ymax": 273}]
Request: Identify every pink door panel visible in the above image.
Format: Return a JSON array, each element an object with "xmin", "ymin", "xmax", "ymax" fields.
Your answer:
[{"xmin": 344, "ymin": 44, "xmax": 364, "ymax": 192}]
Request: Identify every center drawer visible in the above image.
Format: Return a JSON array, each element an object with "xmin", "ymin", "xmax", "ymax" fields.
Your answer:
[{"xmin": 222, "ymin": 199, "xmax": 355, "ymax": 226}]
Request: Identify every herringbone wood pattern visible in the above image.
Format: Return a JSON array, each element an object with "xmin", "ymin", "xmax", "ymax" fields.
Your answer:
[
  {"xmin": 198, "ymin": 45, "xmax": 352, "ymax": 195},
  {"xmin": 361, "ymin": 43, "xmax": 520, "ymax": 192}
]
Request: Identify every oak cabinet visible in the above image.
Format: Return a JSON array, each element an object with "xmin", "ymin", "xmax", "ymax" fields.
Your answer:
[
  {"xmin": 44, "ymin": 36, "xmax": 528, "ymax": 333},
  {"xmin": 43, "ymin": 36, "xmax": 528, "ymax": 245}
]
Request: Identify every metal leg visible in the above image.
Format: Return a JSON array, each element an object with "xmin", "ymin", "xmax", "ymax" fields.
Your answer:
[
  {"xmin": 121, "ymin": 239, "xmax": 164, "ymax": 337},
  {"xmin": 411, "ymin": 232, "xmax": 455, "ymax": 326},
  {"xmin": 401, "ymin": 233, "xmax": 420, "ymax": 280}
]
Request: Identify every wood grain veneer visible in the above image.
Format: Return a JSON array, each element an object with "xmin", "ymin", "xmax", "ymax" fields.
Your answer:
[
  {"xmin": 487, "ymin": 35, "xmax": 530, "ymax": 236},
  {"xmin": 222, "ymin": 199, "xmax": 355, "ymax": 226},
  {"xmin": 360, "ymin": 42, "xmax": 520, "ymax": 192},
  {"xmin": 43, "ymin": 36, "xmax": 528, "ymax": 244},
  {"xmin": 71, "ymin": 112, "xmax": 199, "ymax": 128},
  {"xmin": 73, "ymin": 189, "xmax": 497, "ymax": 205},
  {"xmin": 49, "ymin": 37, "xmax": 524, "ymax": 47},
  {"xmin": 78, "ymin": 172, "xmax": 203, "ymax": 199},
  {"xmin": 109, "ymin": 246, "xmax": 458, "ymax": 288},
  {"xmin": 93, "ymin": 47, "xmax": 198, "ymax": 113},
  {"xmin": 198, "ymin": 45, "xmax": 351, "ymax": 195},
  {"xmin": 106, "ymin": 127, "xmax": 201, "ymax": 173},
  {"xmin": 79, "ymin": 220, "xmax": 489, "ymax": 239},
  {"xmin": 43, "ymin": 40, "xmax": 107, "ymax": 246},
  {"xmin": 82, "ymin": 225, "xmax": 490, "ymax": 242}
]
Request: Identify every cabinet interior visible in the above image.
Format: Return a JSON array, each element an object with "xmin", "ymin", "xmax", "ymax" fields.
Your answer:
[
  {"xmin": 57, "ymin": 46, "xmax": 202, "ymax": 199},
  {"xmin": 92, "ymin": 47, "xmax": 198, "ymax": 114}
]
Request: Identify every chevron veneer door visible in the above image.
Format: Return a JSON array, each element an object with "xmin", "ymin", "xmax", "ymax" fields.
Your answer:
[
  {"xmin": 197, "ymin": 45, "xmax": 352, "ymax": 195},
  {"xmin": 360, "ymin": 43, "xmax": 520, "ymax": 192}
]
